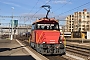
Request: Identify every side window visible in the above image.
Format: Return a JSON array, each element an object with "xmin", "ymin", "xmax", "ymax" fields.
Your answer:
[
  {"xmin": 54, "ymin": 24, "xmax": 59, "ymax": 30},
  {"xmin": 32, "ymin": 25, "xmax": 35, "ymax": 30}
]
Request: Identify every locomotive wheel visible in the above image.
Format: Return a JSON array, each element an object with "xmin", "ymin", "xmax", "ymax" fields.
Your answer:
[
  {"xmin": 35, "ymin": 44, "xmax": 42, "ymax": 54},
  {"xmin": 60, "ymin": 49, "xmax": 66, "ymax": 56},
  {"xmin": 60, "ymin": 43, "xmax": 64, "ymax": 49},
  {"xmin": 30, "ymin": 42, "xmax": 32, "ymax": 48}
]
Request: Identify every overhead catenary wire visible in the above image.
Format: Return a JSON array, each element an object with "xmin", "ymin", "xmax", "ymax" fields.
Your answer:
[
  {"xmin": 53, "ymin": 1, "xmax": 90, "ymax": 27},
  {"xmin": 30, "ymin": 0, "xmax": 52, "ymax": 19},
  {"xmin": 49, "ymin": 0, "xmax": 72, "ymax": 18},
  {"xmin": 53, "ymin": 0, "xmax": 72, "ymax": 13},
  {"xmin": 25, "ymin": 0, "xmax": 51, "ymax": 22},
  {"xmin": 55, "ymin": 1, "xmax": 90, "ymax": 17},
  {"xmin": 23, "ymin": 0, "xmax": 40, "ymax": 23},
  {"xmin": 28, "ymin": 0, "xmax": 40, "ymax": 14},
  {"xmin": 24, "ymin": 0, "xmax": 52, "ymax": 23}
]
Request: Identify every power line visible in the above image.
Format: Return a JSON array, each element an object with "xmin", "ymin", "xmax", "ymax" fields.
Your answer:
[
  {"xmin": 56, "ymin": 1, "xmax": 90, "ymax": 17},
  {"xmin": 23, "ymin": 0, "xmax": 40, "ymax": 23},
  {"xmin": 31, "ymin": 8, "xmax": 42, "ymax": 19},
  {"xmin": 23, "ymin": 0, "xmax": 40, "ymax": 22},
  {"xmin": 31, "ymin": 0, "xmax": 52, "ymax": 18},
  {"xmin": 28, "ymin": 0, "xmax": 52, "ymax": 20},
  {"xmin": 45, "ymin": 0, "xmax": 51, "ymax": 5},
  {"xmin": 50, "ymin": 0, "xmax": 71, "ymax": 18},
  {"xmin": 28, "ymin": 0, "xmax": 40, "ymax": 14},
  {"xmin": 53, "ymin": 0, "xmax": 72, "ymax": 13}
]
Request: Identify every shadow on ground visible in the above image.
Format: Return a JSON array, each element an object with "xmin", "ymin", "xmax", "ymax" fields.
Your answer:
[{"xmin": 0, "ymin": 55, "xmax": 35, "ymax": 60}]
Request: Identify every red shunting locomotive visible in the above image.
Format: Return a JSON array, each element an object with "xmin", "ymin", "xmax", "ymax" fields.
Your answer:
[{"xmin": 30, "ymin": 5, "xmax": 66, "ymax": 55}]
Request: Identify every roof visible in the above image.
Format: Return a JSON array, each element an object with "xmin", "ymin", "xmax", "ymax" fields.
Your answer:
[{"xmin": 32, "ymin": 18, "xmax": 58, "ymax": 25}]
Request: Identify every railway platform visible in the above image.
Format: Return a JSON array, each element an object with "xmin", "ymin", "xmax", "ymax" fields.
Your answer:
[
  {"xmin": 0, "ymin": 39, "xmax": 35, "ymax": 60},
  {"xmin": 0, "ymin": 39, "xmax": 49, "ymax": 60}
]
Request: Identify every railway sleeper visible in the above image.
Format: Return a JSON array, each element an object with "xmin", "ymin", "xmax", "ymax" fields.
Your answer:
[
  {"xmin": 66, "ymin": 46, "xmax": 90, "ymax": 53},
  {"xmin": 66, "ymin": 44, "xmax": 90, "ymax": 50},
  {"xmin": 66, "ymin": 48, "xmax": 90, "ymax": 56}
]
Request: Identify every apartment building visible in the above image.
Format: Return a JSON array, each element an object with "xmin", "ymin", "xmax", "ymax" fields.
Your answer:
[{"xmin": 66, "ymin": 9, "xmax": 90, "ymax": 32}]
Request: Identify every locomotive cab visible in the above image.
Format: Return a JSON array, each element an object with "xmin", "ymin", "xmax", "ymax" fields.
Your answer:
[{"xmin": 30, "ymin": 18, "xmax": 66, "ymax": 55}]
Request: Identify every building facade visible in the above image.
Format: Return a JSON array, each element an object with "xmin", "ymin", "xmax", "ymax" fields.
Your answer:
[{"xmin": 66, "ymin": 9, "xmax": 90, "ymax": 32}]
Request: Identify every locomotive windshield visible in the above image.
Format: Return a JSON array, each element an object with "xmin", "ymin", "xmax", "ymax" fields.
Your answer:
[{"xmin": 36, "ymin": 23, "xmax": 59, "ymax": 30}]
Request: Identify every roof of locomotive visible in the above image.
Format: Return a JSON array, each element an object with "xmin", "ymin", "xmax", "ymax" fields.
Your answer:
[{"xmin": 32, "ymin": 17, "xmax": 59, "ymax": 25}]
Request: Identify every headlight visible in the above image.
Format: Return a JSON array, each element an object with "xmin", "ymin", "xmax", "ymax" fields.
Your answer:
[
  {"xmin": 43, "ymin": 42, "xmax": 46, "ymax": 43},
  {"xmin": 60, "ymin": 42, "xmax": 62, "ymax": 43}
]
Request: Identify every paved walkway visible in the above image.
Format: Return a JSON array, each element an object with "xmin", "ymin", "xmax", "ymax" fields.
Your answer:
[{"xmin": 0, "ymin": 39, "xmax": 35, "ymax": 60}]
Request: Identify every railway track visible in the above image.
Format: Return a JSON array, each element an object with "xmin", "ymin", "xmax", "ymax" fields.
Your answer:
[
  {"xmin": 16, "ymin": 36, "xmax": 90, "ymax": 60},
  {"xmin": 66, "ymin": 45, "xmax": 90, "ymax": 56},
  {"xmin": 16, "ymin": 36, "xmax": 68, "ymax": 60},
  {"xmin": 18, "ymin": 39, "xmax": 68, "ymax": 60},
  {"xmin": 45, "ymin": 55, "xmax": 68, "ymax": 60},
  {"xmin": 18, "ymin": 39, "xmax": 79, "ymax": 60},
  {"xmin": 66, "ymin": 44, "xmax": 90, "ymax": 59},
  {"xmin": 46, "ymin": 42, "xmax": 90, "ymax": 60}
]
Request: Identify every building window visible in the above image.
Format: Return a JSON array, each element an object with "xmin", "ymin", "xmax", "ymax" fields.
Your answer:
[
  {"xmin": 82, "ymin": 25, "xmax": 85, "ymax": 27},
  {"xmin": 87, "ymin": 25, "xmax": 89, "ymax": 27},
  {"xmin": 87, "ymin": 28, "xmax": 89, "ymax": 31},
  {"xmin": 87, "ymin": 16, "xmax": 89, "ymax": 18},
  {"xmin": 72, "ymin": 15, "xmax": 74, "ymax": 17},
  {"xmin": 87, "ymin": 12, "xmax": 89, "ymax": 14},
  {"xmin": 72, "ymin": 26, "xmax": 73, "ymax": 28},
  {"xmin": 75, "ymin": 12, "xmax": 77, "ymax": 15},
  {"xmin": 72, "ymin": 18, "xmax": 74, "ymax": 20},
  {"xmin": 83, "ymin": 12, "xmax": 85, "ymax": 14},
  {"xmin": 87, "ymin": 21, "xmax": 89, "ymax": 24},
  {"xmin": 79, "ymin": 15, "xmax": 82, "ymax": 18},
  {"xmin": 70, "ymin": 15, "xmax": 71, "ymax": 17},
  {"xmin": 82, "ymin": 16, "xmax": 85, "ymax": 19},
  {"xmin": 79, "ymin": 12, "xmax": 81, "ymax": 14},
  {"xmin": 82, "ymin": 28, "xmax": 85, "ymax": 30}
]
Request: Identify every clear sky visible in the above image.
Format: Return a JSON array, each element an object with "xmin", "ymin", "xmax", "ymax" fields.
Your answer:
[{"xmin": 0, "ymin": 0, "xmax": 90, "ymax": 24}]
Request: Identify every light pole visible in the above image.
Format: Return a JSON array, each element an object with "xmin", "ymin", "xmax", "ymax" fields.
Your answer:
[{"xmin": 10, "ymin": 7, "xmax": 14, "ymax": 40}]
